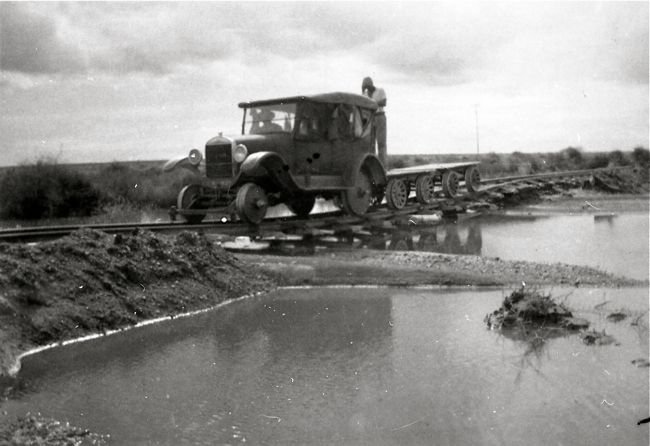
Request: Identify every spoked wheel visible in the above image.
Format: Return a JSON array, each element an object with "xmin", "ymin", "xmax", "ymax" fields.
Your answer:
[
  {"xmin": 287, "ymin": 195, "xmax": 316, "ymax": 218},
  {"xmin": 235, "ymin": 183, "xmax": 268, "ymax": 224},
  {"xmin": 415, "ymin": 174, "xmax": 436, "ymax": 204},
  {"xmin": 386, "ymin": 178, "xmax": 409, "ymax": 210},
  {"xmin": 464, "ymin": 166, "xmax": 481, "ymax": 194},
  {"xmin": 441, "ymin": 170, "xmax": 460, "ymax": 198},
  {"xmin": 177, "ymin": 184, "xmax": 206, "ymax": 224},
  {"xmin": 340, "ymin": 167, "xmax": 373, "ymax": 216}
]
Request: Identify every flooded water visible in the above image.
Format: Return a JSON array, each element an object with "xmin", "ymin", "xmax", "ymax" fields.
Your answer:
[
  {"xmin": 2, "ymin": 287, "xmax": 648, "ymax": 445},
  {"xmin": 457, "ymin": 212, "xmax": 648, "ymax": 281},
  {"xmin": 357, "ymin": 210, "xmax": 649, "ymax": 281}
]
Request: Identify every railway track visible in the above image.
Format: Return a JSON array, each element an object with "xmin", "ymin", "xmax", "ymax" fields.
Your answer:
[{"xmin": 0, "ymin": 166, "xmax": 631, "ymax": 243}]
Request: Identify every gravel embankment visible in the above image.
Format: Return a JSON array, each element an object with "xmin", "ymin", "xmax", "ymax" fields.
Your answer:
[{"xmin": 240, "ymin": 249, "xmax": 645, "ymax": 288}]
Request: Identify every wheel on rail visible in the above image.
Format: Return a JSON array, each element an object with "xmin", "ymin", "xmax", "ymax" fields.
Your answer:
[
  {"xmin": 386, "ymin": 178, "xmax": 409, "ymax": 210},
  {"xmin": 464, "ymin": 166, "xmax": 481, "ymax": 194},
  {"xmin": 287, "ymin": 195, "xmax": 316, "ymax": 218},
  {"xmin": 441, "ymin": 170, "xmax": 460, "ymax": 198},
  {"xmin": 340, "ymin": 167, "xmax": 373, "ymax": 216},
  {"xmin": 415, "ymin": 174, "xmax": 436, "ymax": 204},
  {"xmin": 177, "ymin": 184, "xmax": 206, "ymax": 224},
  {"xmin": 235, "ymin": 183, "xmax": 268, "ymax": 224}
]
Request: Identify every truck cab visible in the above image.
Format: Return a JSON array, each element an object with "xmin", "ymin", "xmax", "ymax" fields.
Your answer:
[{"xmin": 164, "ymin": 92, "xmax": 387, "ymax": 224}]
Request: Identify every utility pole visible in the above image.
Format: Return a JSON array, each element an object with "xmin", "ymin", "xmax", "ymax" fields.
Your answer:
[{"xmin": 474, "ymin": 103, "xmax": 480, "ymax": 157}]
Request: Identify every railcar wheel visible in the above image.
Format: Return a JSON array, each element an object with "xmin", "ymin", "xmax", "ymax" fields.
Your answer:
[
  {"xmin": 386, "ymin": 178, "xmax": 409, "ymax": 210},
  {"xmin": 441, "ymin": 170, "xmax": 460, "ymax": 198},
  {"xmin": 415, "ymin": 174, "xmax": 436, "ymax": 204},
  {"xmin": 464, "ymin": 166, "xmax": 481, "ymax": 194},
  {"xmin": 177, "ymin": 184, "xmax": 206, "ymax": 224},
  {"xmin": 287, "ymin": 195, "xmax": 316, "ymax": 218},
  {"xmin": 340, "ymin": 167, "xmax": 373, "ymax": 216},
  {"xmin": 235, "ymin": 183, "xmax": 268, "ymax": 224}
]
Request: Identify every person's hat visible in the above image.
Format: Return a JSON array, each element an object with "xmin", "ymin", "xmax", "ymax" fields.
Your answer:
[{"xmin": 362, "ymin": 77, "xmax": 374, "ymax": 89}]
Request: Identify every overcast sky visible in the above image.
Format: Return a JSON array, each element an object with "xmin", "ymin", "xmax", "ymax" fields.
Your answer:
[{"xmin": 1, "ymin": 1, "xmax": 648, "ymax": 166}]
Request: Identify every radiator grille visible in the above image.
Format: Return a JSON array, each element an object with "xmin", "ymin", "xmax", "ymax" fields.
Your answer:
[{"xmin": 205, "ymin": 143, "xmax": 232, "ymax": 178}]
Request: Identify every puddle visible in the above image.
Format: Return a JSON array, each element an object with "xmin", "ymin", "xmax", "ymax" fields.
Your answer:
[{"xmin": 1, "ymin": 286, "xmax": 647, "ymax": 445}]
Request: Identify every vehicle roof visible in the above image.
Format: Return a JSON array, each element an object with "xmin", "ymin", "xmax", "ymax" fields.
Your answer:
[{"xmin": 238, "ymin": 92, "xmax": 378, "ymax": 110}]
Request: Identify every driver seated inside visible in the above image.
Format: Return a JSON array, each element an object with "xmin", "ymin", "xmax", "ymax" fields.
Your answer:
[{"xmin": 251, "ymin": 109, "xmax": 283, "ymax": 134}]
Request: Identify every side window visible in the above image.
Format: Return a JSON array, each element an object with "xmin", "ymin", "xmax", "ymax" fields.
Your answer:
[
  {"xmin": 329, "ymin": 104, "xmax": 368, "ymax": 141},
  {"xmin": 359, "ymin": 108, "xmax": 373, "ymax": 138},
  {"xmin": 245, "ymin": 105, "xmax": 295, "ymax": 135},
  {"xmin": 330, "ymin": 104, "xmax": 354, "ymax": 141},
  {"xmin": 295, "ymin": 102, "xmax": 327, "ymax": 141},
  {"xmin": 352, "ymin": 107, "xmax": 363, "ymax": 138}
]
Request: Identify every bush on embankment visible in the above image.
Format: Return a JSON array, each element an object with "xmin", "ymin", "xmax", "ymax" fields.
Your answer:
[
  {"xmin": 0, "ymin": 159, "xmax": 195, "ymax": 220},
  {"xmin": 0, "ymin": 160, "xmax": 101, "ymax": 220},
  {"xmin": 91, "ymin": 161, "xmax": 194, "ymax": 208}
]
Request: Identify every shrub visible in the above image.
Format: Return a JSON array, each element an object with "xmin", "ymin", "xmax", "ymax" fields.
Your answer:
[
  {"xmin": 387, "ymin": 157, "xmax": 406, "ymax": 169},
  {"xmin": 561, "ymin": 146, "xmax": 584, "ymax": 168},
  {"xmin": 632, "ymin": 147, "xmax": 649, "ymax": 167},
  {"xmin": 586, "ymin": 153, "xmax": 610, "ymax": 169},
  {"xmin": 92, "ymin": 162, "xmax": 194, "ymax": 208},
  {"xmin": 607, "ymin": 150, "xmax": 628, "ymax": 166},
  {"xmin": 0, "ymin": 160, "xmax": 101, "ymax": 219}
]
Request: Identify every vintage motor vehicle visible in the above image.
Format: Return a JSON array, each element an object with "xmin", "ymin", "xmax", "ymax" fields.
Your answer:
[{"xmin": 164, "ymin": 92, "xmax": 387, "ymax": 224}]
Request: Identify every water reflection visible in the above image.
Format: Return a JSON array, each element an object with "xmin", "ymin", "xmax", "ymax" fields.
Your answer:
[
  {"xmin": 261, "ymin": 220, "xmax": 484, "ymax": 256},
  {"xmin": 364, "ymin": 220, "xmax": 483, "ymax": 255}
]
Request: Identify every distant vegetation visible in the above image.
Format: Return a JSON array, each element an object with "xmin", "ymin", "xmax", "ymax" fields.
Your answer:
[
  {"xmin": 0, "ymin": 147, "xmax": 648, "ymax": 221},
  {"xmin": 388, "ymin": 146, "xmax": 650, "ymax": 178},
  {"xmin": 0, "ymin": 159, "xmax": 194, "ymax": 220}
]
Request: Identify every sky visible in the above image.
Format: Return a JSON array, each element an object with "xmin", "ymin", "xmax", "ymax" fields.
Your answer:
[{"xmin": 0, "ymin": 1, "xmax": 648, "ymax": 166}]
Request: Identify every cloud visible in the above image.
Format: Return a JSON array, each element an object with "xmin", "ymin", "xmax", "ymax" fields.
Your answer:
[
  {"xmin": 0, "ymin": 2, "xmax": 382, "ymax": 77},
  {"xmin": 0, "ymin": 3, "xmax": 86, "ymax": 73},
  {"xmin": 2, "ymin": 1, "xmax": 646, "ymax": 89}
]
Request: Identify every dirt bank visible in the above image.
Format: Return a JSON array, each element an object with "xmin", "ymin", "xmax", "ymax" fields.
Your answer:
[
  {"xmin": 0, "ymin": 229, "xmax": 275, "ymax": 378},
  {"xmin": 239, "ymin": 249, "xmax": 645, "ymax": 288}
]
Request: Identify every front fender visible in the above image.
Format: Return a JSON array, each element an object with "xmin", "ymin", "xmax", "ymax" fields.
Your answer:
[
  {"xmin": 343, "ymin": 153, "xmax": 387, "ymax": 187},
  {"xmin": 162, "ymin": 156, "xmax": 194, "ymax": 173},
  {"xmin": 235, "ymin": 151, "xmax": 300, "ymax": 193},
  {"xmin": 162, "ymin": 149, "xmax": 203, "ymax": 173}
]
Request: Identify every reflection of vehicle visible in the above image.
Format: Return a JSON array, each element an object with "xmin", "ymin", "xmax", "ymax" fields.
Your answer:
[
  {"xmin": 164, "ymin": 92, "xmax": 481, "ymax": 224},
  {"xmin": 365, "ymin": 221, "xmax": 483, "ymax": 255}
]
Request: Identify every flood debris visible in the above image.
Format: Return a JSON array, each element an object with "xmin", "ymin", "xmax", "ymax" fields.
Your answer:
[
  {"xmin": 580, "ymin": 329, "xmax": 618, "ymax": 346},
  {"xmin": 631, "ymin": 358, "xmax": 650, "ymax": 368},
  {"xmin": 484, "ymin": 287, "xmax": 589, "ymax": 332},
  {"xmin": 0, "ymin": 414, "xmax": 107, "ymax": 445},
  {"xmin": 605, "ymin": 312, "xmax": 627, "ymax": 323}
]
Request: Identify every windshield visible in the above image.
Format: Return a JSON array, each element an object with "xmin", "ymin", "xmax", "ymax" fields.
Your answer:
[{"xmin": 243, "ymin": 104, "xmax": 296, "ymax": 135}]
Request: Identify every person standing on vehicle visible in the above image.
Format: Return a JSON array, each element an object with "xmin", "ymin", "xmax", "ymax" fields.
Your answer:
[{"xmin": 362, "ymin": 76, "xmax": 387, "ymax": 166}]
